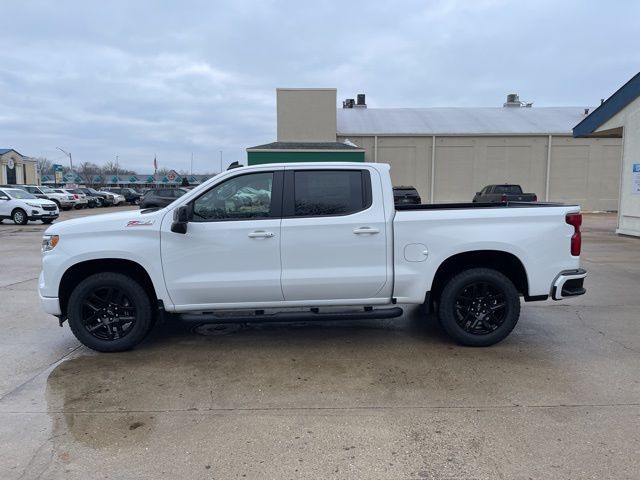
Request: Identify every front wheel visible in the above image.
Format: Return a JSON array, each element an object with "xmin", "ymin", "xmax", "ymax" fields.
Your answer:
[
  {"xmin": 437, "ymin": 268, "xmax": 520, "ymax": 347},
  {"xmin": 67, "ymin": 272, "xmax": 154, "ymax": 352},
  {"xmin": 12, "ymin": 208, "xmax": 28, "ymax": 225},
  {"xmin": 42, "ymin": 218, "xmax": 55, "ymax": 224}
]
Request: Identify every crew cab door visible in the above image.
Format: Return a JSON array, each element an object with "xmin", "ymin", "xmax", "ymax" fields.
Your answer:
[
  {"xmin": 161, "ymin": 169, "xmax": 284, "ymax": 308},
  {"xmin": 280, "ymin": 167, "xmax": 389, "ymax": 301}
]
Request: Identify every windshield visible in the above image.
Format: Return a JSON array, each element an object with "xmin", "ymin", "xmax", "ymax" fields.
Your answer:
[{"xmin": 5, "ymin": 189, "xmax": 37, "ymax": 199}]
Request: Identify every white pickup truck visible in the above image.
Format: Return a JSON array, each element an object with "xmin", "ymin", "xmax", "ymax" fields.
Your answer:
[{"xmin": 39, "ymin": 163, "xmax": 586, "ymax": 352}]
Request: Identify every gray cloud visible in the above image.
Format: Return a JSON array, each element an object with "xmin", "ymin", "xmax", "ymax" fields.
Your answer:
[{"xmin": 1, "ymin": 0, "xmax": 638, "ymax": 173}]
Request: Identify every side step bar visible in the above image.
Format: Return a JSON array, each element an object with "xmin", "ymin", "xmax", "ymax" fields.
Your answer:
[{"xmin": 178, "ymin": 307, "xmax": 404, "ymax": 324}]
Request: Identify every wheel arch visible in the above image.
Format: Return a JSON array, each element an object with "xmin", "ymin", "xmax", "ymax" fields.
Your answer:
[
  {"xmin": 430, "ymin": 250, "xmax": 530, "ymax": 305},
  {"xmin": 59, "ymin": 258, "xmax": 158, "ymax": 317}
]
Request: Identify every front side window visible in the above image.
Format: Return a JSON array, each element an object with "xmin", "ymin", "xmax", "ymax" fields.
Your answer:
[
  {"xmin": 192, "ymin": 172, "xmax": 273, "ymax": 221},
  {"xmin": 293, "ymin": 170, "xmax": 367, "ymax": 217}
]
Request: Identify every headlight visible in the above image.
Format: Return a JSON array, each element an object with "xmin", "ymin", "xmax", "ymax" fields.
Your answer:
[
  {"xmin": 27, "ymin": 202, "xmax": 41, "ymax": 208},
  {"xmin": 42, "ymin": 235, "xmax": 60, "ymax": 253}
]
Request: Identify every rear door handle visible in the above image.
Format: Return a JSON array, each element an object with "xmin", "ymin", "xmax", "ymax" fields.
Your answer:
[
  {"xmin": 353, "ymin": 227, "xmax": 380, "ymax": 235},
  {"xmin": 248, "ymin": 231, "xmax": 275, "ymax": 238}
]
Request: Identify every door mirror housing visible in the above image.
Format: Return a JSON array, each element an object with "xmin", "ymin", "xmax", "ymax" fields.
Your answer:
[{"xmin": 171, "ymin": 205, "xmax": 190, "ymax": 234}]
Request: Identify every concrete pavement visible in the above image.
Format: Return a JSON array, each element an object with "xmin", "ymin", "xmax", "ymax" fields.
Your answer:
[{"xmin": 0, "ymin": 210, "xmax": 638, "ymax": 479}]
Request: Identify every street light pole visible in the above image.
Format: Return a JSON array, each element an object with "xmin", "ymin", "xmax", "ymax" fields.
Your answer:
[{"xmin": 56, "ymin": 147, "xmax": 73, "ymax": 172}]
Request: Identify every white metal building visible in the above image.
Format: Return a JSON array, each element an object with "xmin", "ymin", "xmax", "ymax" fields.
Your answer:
[
  {"xmin": 336, "ymin": 102, "xmax": 621, "ymax": 210},
  {"xmin": 269, "ymin": 89, "xmax": 622, "ymax": 211}
]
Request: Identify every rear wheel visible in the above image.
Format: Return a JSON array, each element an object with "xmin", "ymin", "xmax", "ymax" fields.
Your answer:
[
  {"xmin": 42, "ymin": 218, "xmax": 54, "ymax": 224},
  {"xmin": 12, "ymin": 208, "xmax": 28, "ymax": 225},
  {"xmin": 437, "ymin": 268, "xmax": 520, "ymax": 347},
  {"xmin": 67, "ymin": 272, "xmax": 154, "ymax": 352}
]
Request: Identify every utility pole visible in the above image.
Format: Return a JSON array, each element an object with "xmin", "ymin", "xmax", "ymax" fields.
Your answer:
[
  {"xmin": 115, "ymin": 155, "xmax": 119, "ymax": 176},
  {"xmin": 191, "ymin": 152, "xmax": 193, "ymax": 176},
  {"xmin": 219, "ymin": 150, "xmax": 223, "ymax": 173},
  {"xmin": 56, "ymin": 147, "xmax": 73, "ymax": 172}
]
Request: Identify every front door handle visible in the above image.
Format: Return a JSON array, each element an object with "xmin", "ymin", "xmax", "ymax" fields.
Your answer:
[
  {"xmin": 248, "ymin": 230, "xmax": 275, "ymax": 238},
  {"xmin": 353, "ymin": 227, "xmax": 380, "ymax": 235}
]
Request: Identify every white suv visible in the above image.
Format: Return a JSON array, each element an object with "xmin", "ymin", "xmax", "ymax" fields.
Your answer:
[
  {"xmin": 0, "ymin": 187, "xmax": 59, "ymax": 224},
  {"xmin": 12, "ymin": 185, "xmax": 75, "ymax": 210}
]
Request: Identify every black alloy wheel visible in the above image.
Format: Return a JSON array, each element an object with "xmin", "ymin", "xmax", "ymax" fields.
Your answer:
[
  {"xmin": 437, "ymin": 268, "xmax": 520, "ymax": 347},
  {"xmin": 80, "ymin": 286, "xmax": 138, "ymax": 341},
  {"xmin": 454, "ymin": 281, "xmax": 507, "ymax": 335},
  {"xmin": 67, "ymin": 272, "xmax": 154, "ymax": 352}
]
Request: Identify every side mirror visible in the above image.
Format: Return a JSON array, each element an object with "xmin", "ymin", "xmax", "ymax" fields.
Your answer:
[
  {"xmin": 171, "ymin": 205, "xmax": 190, "ymax": 234},
  {"xmin": 476, "ymin": 192, "xmax": 481, "ymax": 196}
]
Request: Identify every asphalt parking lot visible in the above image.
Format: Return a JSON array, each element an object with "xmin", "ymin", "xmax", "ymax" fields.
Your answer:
[{"xmin": 0, "ymin": 209, "xmax": 638, "ymax": 479}]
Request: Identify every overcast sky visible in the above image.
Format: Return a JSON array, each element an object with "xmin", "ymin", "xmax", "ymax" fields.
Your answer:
[{"xmin": 1, "ymin": 0, "xmax": 638, "ymax": 174}]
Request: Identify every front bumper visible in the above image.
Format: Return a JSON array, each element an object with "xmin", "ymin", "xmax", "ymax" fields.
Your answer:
[
  {"xmin": 39, "ymin": 291, "xmax": 62, "ymax": 315},
  {"xmin": 551, "ymin": 268, "xmax": 587, "ymax": 300},
  {"xmin": 28, "ymin": 210, "xmax": 59, "ymax": 221}
]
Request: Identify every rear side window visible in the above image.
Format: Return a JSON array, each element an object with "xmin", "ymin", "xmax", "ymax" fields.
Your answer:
[
  {"xmin": 292, "ymin": 170, "xmax": 371, "ymax": 217},
  {"xmin": 494, "ymin": 185, "xmax": 522, "ymax": 194}
]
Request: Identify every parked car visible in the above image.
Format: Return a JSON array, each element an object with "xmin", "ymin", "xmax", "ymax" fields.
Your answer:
[
  {"xmin": 473, "ymin": 184, "xmax": 537, "ymax": 203},
  {"xmin": 51, "ymin": 188, "xmax": 88, "ymax": 209},
  {"xmin": 393, "ymin": 186, "xmax": 422, "ymax": 205},
  {"xmin": 39, "ymin": 162, "xmax": 586, "ymax": 352},
  {"xmin": 0, "ymin": 187, "xmax": 58, "ymax": 224},
  {"xmin": 4, "ymin": 184, "xmax": 75, "ymax": 210},
  {"xmin": 75, "ymin": 187, "xmax": 113, "ymax": 207},
  {"xmin": 100, "ymin": 190, "xmax": 127, "ymax": 206},
  {"xmin": 107, "ymin": 187, "xmax": 141, "ymax": 205},
  {"xmin": 66, "ymin": 188, "xmax": 98, "ymax": 208},
  {"xmin": 139, "ymin": 188, "xmax": 188, "ymax": 209}
]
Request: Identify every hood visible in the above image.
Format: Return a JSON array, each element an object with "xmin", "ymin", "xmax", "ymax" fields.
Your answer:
[
  {"xmin": 46, "ymin": 207, "xmax": 167, "ymax": 235},
  {"xmin": 23, "ymin": 198, "xmax": 57, "ymax": 207}
]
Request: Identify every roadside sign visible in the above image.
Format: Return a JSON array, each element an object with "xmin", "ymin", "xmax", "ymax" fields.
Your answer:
[{"xmin": 53, "ymin": 164, "xmax": 64, "ymax": 184}]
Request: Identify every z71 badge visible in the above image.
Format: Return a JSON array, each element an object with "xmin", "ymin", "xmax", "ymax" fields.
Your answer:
[{"xmin": 126, "ymin": 219, "xmax": 155, "ymax": 227}]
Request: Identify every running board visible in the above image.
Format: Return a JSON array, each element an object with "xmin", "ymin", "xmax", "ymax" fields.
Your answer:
[{"xmin": 178, "ymin": 307, "xmax": 404, "ymax": 324}]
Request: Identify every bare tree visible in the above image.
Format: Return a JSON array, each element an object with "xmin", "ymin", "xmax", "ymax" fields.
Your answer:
[
  {"xmin": 78, "ymin": 162, "xmax": 101, "ymax": 186},
  {"xmin": 36, "ymin": 157, "xmax": 53, "ymax": 175}
]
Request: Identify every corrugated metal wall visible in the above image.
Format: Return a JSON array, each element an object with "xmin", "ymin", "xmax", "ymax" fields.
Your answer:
[{"xmin": 338, "ymin": 135, "xmax": 621, "ymax": 210}]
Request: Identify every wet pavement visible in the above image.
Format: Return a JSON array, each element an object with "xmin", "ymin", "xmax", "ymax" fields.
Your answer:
[{"xmin": 0, "ymin": 210, "xmax": 638, "ymax": 479}]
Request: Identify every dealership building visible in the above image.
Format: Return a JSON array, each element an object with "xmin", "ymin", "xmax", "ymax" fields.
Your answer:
[
  {"xmin": 249, "ymin": 88, "xmax": 622, "ymax": 211},
  {"xmin": 0, "ymin": 149, "xmax": 39, "ymax": 185}
]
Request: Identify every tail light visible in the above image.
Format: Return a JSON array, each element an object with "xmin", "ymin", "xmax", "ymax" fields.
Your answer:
[
  {"xmin": 73, "ymin": 194, "xmax": 79, "ymax": 199},
  {"xmin": 566, "ymin": 213, "xmax": 582, "ymax": 256},
  {"xmin": 501, "ymin": 194, "xmax": 507, "ymax": 202}
]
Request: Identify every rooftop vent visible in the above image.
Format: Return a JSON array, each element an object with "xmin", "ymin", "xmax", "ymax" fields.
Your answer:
[
  {"xmin": 503, "ymin": 93, "xmax": 532, "ymax": 108},
  {"xmin": 343, "ymin": 93, "xmax": 367, "ymax": 109},
  {"xmin": 342, "ymin": 98, "xmax": 355, "ymax": 109}
]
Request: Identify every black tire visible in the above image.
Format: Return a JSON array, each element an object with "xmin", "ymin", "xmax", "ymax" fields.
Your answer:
[
  {"xmin": 95, "ymin": 198, "xmax": 103, "ymax": 207},
  {"xmin": 42, "ymin": 218, "xmax": 54, "ymax": 224},
  {"xmin": 437, "ymin": 268, "xmax": 520, "ymax": 347},
  {"xmin": 12, "ymin": 208, "xmax": 28, "ymax": 225},
  {"xmin": 67, "ymin": 272, "xmax": 154, "ymax": 352}
]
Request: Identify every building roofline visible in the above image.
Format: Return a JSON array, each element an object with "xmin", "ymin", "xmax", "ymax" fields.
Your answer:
[{"xmin": 573, "ymin": 71, "xmax": 640, "ymax": 137}]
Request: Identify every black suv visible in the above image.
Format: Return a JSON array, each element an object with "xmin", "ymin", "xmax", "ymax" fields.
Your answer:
[
  {"xmin": 108, "ymin": 187, "xmax": 141, "ymax": 205},
  {"xmin": 139, "ymin": 188, "xmax": 188, "ymax": 209},
  {"xmin": 393, "ymin": 186, "xmax": 422, "ymax": 205}
]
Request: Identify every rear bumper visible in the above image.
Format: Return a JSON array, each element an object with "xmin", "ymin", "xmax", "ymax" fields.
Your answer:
[{"xmin": 551, "ymin": 268, "xmax": 587, "ymax": 300}]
